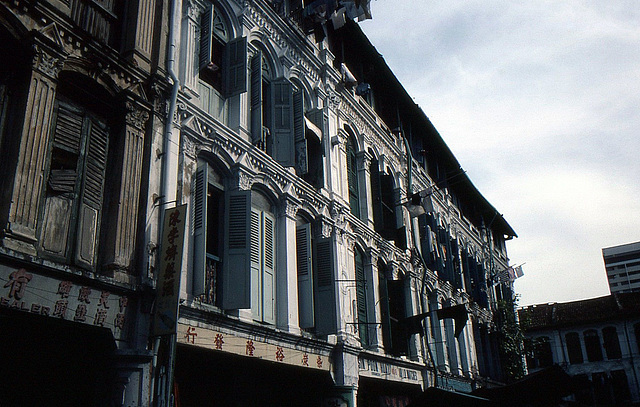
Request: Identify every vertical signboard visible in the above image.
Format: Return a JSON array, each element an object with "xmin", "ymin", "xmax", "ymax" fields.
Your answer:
[{"xmin": 153, "ymin": 204, "xmax": 187, "ymax": 336}]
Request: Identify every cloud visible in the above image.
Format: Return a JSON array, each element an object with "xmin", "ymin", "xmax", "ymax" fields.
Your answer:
[{"xmin": 361, "ymin": 1, "xmax": 640, "ymax": 305}]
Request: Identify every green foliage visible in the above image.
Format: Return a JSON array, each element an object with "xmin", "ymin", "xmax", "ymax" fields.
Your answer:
[{"xmin": 495, "ymin": 294, "xmax": 527, "ymax": 382}]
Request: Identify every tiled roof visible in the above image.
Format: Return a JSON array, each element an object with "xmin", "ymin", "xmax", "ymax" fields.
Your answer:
[{"xmin": 518, "ymin": 291, "xmax": 640, "ymax": 331}]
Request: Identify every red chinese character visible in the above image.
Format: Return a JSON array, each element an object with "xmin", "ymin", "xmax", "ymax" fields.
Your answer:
[
  {"xmin": 301, "ymin": 353, "xmax": 309, "ymax": 366},
  {"xmin": 114, "ymin": 313, "xmax": 126, "ymax": 330},
  {"xmin": 98, "ymin": 291, "xmax": 110, "ymax": 308},
  {"xmin": 74, "ymin": 304, "xmax": 88, "ymax": 322},
  {"xmin": 169, "ymin": 209, "xmax": 182, "ymax": 226},
  {"xmin": 162, "ymin": 278, "xmax": 175, "ymax": 296},
  {"xmin": 185, "ymin": 327, "xmax": 197, "ymax": 344},
  {"xmin": 78, "ymin": 286, "xmax": 92, "ymax": 303},
  {"xmin": 119, "ymin": 296, "xmax": 129, "ymax": 312},
  {"xmin": 246, "ymin": 340, "xmax": 255, "ymax": 356},
  {"xmin": 316, "ymin": 356, "xmax": 323, "ymax": 368},
  {"xmin": 214, "ymin": 334, "xmax": 224, "ymax": 350},
  {"xmin": 275, "ymin": 347, "xmax": 285, "ymax": 362},
  {"xmin": 163, "ymin": 262, "xmax": 176, "ymax": 279},
  {"xmin": 53, "ymin": 299, "xmax": 68, "ymax": 318},
  {"xmin": 57, "ymin": 281, "xmax": 73, "ymax": 298},
  {"xmin": 167, "ymin": 227, "xmax": 179, "ymax": 245},
  {"xmin": 4, "ymin": 269, "xmax": 32, "ymax": 300},
  {"xmin": 94, "ymin": 308, "xmax": 107, "ymax": 326},
  {"xmin": 164, "ymin": 244, "xmax": 178, "ymax": 261}
]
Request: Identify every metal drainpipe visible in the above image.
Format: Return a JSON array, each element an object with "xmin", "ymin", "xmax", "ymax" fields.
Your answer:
[{"xmin": 151, "ymin": 0, "xmax": 181, "ymax": 405}]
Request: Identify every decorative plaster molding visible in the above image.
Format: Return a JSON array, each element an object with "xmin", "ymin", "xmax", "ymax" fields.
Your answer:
[{"xmin": 125, "ymin": 102, "xmax": 150, "ymax": 131}]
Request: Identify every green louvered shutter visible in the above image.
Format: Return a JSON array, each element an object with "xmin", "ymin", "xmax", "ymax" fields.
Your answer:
[
  {"xmin": 378, "ymin": 272, "xmax": 392, "ymax": 352},
  {"xmin": 293, "ymin": 89, "xmax": 307, "ymax": 175},
  {"xmin": 270, "ymin": 78, "xmax": 295, "ymax": 167},
  {"xmin": 192, "ymin": 165, "xmax": 208, "ymax": 296},
  {"xmin": 223, "ymin": 36, "xmax": 247, "ymax": 97},
  {"xmin": 355, "ymin": 249, "xmax": 369, "ymax": 347},
  {"xmin": 199, "ymin": 5, "xmax": 214, "ymax": 72},
  {"xmin": 262, "ymin": 211, "xmax": 276, "ymax": 324},
  {"xmin": 297, "ymin": 223, "xmax": 314, "ymax": 329},
  {"xmin": 250, "ymin": 52, "xmax": 263, "ymax": 145},
  {"xmin": 314, "ymin": 236, "xmax": 337, "ymax": 335},
  {"xmin": 370, "ymin": 162, "xmax": 383, "ymax": 233},
  {"xmin": 222, "ymin": 190, "xmax": 251, "ymax": 309}
]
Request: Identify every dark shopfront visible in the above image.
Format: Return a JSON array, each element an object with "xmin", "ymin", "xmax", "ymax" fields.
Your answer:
[
  {"xmin": 357, "ymin": 376, "xmax": 423, "ymax": 407},
  {"xmin": 0, "ymin": 308, "xmax": 117, "ymax": 406},
  {"xmin": 174, "ymin": 343, "xmax": 335, "ymax": 407}
]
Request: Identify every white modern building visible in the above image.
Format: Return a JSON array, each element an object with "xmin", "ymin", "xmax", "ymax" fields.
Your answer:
[{"xmin": 603, "ymin": 241, "xmax": 640, "ymax": 294}]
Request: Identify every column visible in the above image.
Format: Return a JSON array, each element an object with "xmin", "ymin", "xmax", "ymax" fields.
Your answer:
[
  {"xmin": 122, "ymin": 0, "xmax": 158, "ymax": 71},
  {"xmin": 104, "ymin": 98, "xmax": 150, "ymax": 272},
  {"xmin": 181, "ymin": 0, "xmax": 206, "ymax": 95},
  {"xmin": 5, "ymin": 42, "xmax": 65, "ymax": 254},
  {"xmin": 276, "ymin": 195, "xmax": 301, "ymax": 333}
]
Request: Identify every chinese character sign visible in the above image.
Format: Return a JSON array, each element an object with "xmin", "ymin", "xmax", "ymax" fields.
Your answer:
[{"xmin": 153, "ymin": 204, "xmax": 187, "ymax": 336}]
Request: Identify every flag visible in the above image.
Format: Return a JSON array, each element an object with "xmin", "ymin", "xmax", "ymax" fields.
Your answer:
[
  {"xmin": 515, "ymin": 265, "xmax": 524, "ymax": 278},
  {"xmin": 436, "ymin": 303, "xmax": 468, "ymax": 338}
]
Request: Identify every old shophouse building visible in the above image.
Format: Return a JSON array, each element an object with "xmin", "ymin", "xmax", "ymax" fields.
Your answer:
[
  {"xmin": 520, "ymin": 293, "xmax": 640, "ymax": 406},
  {"xmin": 0, "ymin": 0, "xmax": 520, "ymax": 406},
  {"xmin": 0, "ymin": 0, "xmax": 168, "ymax": 405},
  {"xmin": 152, "ymin": 0, "xmax": 519, "ymax": 406}
]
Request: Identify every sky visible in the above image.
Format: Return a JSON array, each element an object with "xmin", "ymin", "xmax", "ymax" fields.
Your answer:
[{"xmin": 359, "ymin": 1, "xmax": 640, "ymax": 306}]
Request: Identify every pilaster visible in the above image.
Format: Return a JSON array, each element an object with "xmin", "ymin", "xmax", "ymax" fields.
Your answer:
[
  {"xmin": 5, "ymin": 41, "xmax": 65, "ymax": 254},
  {"xmin": 275, "ymin": 194, "xmax": 301, "ymax": 333},
  {"xmin": 104, "ymin": 98, "xmax": 150, "ymax": 272},
  {"xmin": 123, "ymin": 0, "xmax": 158, "ymax": 71}
]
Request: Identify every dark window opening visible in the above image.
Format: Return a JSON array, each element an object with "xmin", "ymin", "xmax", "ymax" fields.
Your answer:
[
  {"xmin": 565, "ymin": 332, "xmax": 583, "ymax": 364},
  {"xmin": 584, "ymin": 330, "xmax": 604, "ymax": 362},
  {"xmin": 602, "ymin": 326, "xmax": 622, "ymax": 360}
]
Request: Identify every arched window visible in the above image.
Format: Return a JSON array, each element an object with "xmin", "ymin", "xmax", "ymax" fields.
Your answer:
[
  {"xmin": 39, "ymin": 77, "xmax": 116, "ymax": 271},
  {"xmin": 346, "ymin": 135, "xmax": 360, "ymax": 218},
  {"xmin": 602, "ymin": 326, "xmax": 622, "ymax": 359},
  {"xmin": 584, "ymin": 329, "xmax": 604, "ymax": 362},
  {"xmin": 199, "ymin": 2, "xmax": 247, "ymax": 119},
  {"xmin": 565, "ymin": 332, "xmax": 583, "ymax": 364},
  {"xmin": 193, "ymin": 160, "xmax": 226, "ymax": 306}
]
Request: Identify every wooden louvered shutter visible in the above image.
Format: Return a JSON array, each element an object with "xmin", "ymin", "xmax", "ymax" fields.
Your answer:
[
  {"xmin": 75, "ymin": 115, "xmax": 109, "ymax": 268},
  {"xmin": 297, "ymin": 223, "xmax": 314, "ymax": 329},
  {"xmin": 222, "ymin": 190, "xmax": 252, "ymax": 309},
  {"xmin": 314, "ymin": 236, "xmax": 337, "ymax": 335},
  {"xmin": 223, "ymin": 36, "xmax": 247, "ymax": 97},
  {"xmin": 250, "ymin": 52, "xmax": 263, "ymax": 145},
  {"xmin": 192, "ymin": 165, "xmax": 208, "ymax": 296},
  {"xmin": 355, "ymin": 249, "xmax": 369, "ymax": 346},
  {"xmin": 199, "ymin": 5, "xmax": 214, "ymax": 72},
  {"xmin": 270, "ymin": 78, "xmax": 295, "ymax": 167},
  {"xmin": 293, "ymin": 89, "xmax": 307, "ymax": 175},
  {"xmin": 262, "ymin": 211, "xmax": 276, "ymax": 324},
  {"xmin": 41, "ymin": 101, "xmax": 83, "ymax": 257}
]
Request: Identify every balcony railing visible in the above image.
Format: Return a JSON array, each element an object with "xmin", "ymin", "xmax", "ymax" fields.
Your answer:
[{"xmin": 69, "ymin": 0, "xmax": 120, "ymax": 46}]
